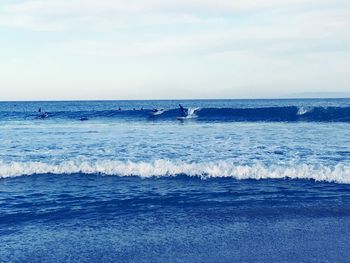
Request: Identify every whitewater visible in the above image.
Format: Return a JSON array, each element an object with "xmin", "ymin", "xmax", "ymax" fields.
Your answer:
[
  {"xmin": 1, "ymin": 99, "xmax": 350, "ymax": 262},
  {"xmin": 1, "ymin": 160, "xmax": 350, "ymax": 184}
]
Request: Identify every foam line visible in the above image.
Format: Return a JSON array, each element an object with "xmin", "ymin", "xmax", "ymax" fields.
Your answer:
[{"xmin": 0, "ymin": 160, "xmax": 349, "ymax": 183}]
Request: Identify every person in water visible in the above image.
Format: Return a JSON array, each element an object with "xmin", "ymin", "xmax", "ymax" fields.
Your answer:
[
  {"xmin": 38, "ymin": 107, "xmax": 46, "ymax": 117},
  {"xmin": 37, "ymin": 108, "xmax": 48, "ymax": 119},
  {"xmin": 179, "ymin": 104, "xmax": 186, "ymax": 117}
]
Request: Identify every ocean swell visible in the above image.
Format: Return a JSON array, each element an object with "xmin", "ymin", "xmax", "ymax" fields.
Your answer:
[
  {"xmin": 1, "ymin": 160, "xmax": 349, "ymax": 184},
  {"xmin": 1, "ymin": 106, "xmax": 350, "ymax": 122}
]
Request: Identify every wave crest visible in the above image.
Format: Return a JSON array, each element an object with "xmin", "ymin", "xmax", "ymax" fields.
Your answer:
[
  {"xmin": 1, "ymin": 160, "xmax": 350, "ymax": 184},
  {"xmin": 1, "ymin": 106, "xmax": 350, "ymax": 122}
]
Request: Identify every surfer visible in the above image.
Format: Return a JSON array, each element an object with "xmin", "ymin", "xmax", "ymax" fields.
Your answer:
[
  {"xmin": 36, "ymin": 107, "xmax": 48, "ymax": 119},
  {"xmin": 179, "ymin": 104, "xmax": 186, "ymax": 117}
]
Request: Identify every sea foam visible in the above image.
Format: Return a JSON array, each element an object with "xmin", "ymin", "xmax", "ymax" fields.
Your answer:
[{"xmin": 1, "ymin": 160, "xmax": 349, "ymax": 184}]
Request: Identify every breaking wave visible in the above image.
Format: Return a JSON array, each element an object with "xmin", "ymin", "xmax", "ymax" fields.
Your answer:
[
  {"xmin": 1, "ymin": 160, "xmax": 350, "ymax": 184},
  {"xmin": 1, "ymin": 106, "xmax": 350, "ymax": 122}
]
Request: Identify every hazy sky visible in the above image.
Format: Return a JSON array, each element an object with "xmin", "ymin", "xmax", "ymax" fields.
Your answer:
[{"xmin": 0, "ymin": 0, "xmax": 349, "ymax": 100}]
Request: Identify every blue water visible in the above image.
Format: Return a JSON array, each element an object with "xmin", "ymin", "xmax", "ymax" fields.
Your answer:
[{"xmin": 1, "ymin": 99, "xmax": 350, "ymax": 262}]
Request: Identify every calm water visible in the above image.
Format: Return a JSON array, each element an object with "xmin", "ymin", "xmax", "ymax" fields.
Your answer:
[{"xmin": 1, "ymin": 99, "xmax": 350, "ymax": 262}]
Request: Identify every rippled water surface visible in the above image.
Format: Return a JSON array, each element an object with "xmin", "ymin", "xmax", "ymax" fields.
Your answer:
[{"xmin": 1, "ymin": 99, "xmax": 350, "ymax": 262}]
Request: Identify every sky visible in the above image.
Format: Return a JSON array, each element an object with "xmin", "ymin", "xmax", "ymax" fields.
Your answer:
[{"xmin": 0, "ymin": 0, "xmax": 349, "ymax": 100}]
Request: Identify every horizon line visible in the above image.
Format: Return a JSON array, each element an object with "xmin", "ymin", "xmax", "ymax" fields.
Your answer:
[{"xmin": 0, "ymin": 96, "xmax": 350, "ymax": 103}]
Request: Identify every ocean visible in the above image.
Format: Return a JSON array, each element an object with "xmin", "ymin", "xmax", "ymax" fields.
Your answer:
[{"xmin": 1, "ymin": 99, "xmax": 350, "ymax": 262}]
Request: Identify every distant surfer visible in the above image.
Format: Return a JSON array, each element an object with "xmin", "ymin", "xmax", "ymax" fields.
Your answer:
[
  {"xmin": 36, "ymin": 107, "xmax": 48, "ymax": 119},
  {"xmin": 179, "ymin": 104, "xmax": 186, "ymax": 117},
  {"xmin": 118, "ymin": 107, "xmax": 121, "ymax": 111}
]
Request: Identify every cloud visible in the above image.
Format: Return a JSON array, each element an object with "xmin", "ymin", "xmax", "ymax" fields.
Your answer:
[
  {"xmin": 1, "ymin": 0, "xmax": 350, "ymax": 100},
  {"xmin": 59, "ymin": 8, "xmax": 350, "ymax": 58},
  {"xmin": 0, "ymin": 0, "xmax": 326, "ymax": 16},
  {"xmin": 1, "ymin": 0, "xmax": 349, "ymax": 31},
  {"xmin": 1, "ymin": 0, "xmax": 349, "ymax": 59}
]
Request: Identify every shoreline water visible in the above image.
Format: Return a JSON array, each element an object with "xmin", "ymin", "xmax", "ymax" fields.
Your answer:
[
  {"xmin": 1, "ymin": 98, "xmax": 350, "ymax": 262},
  {"xmin": 2, "ymin": 174, "xmax": 350, "ymax": 262}
]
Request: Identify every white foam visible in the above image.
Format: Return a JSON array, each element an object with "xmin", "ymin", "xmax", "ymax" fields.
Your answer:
[
  {"xmin": 0, "ymin": 160, "xmax": 350, "ymax": 184},
  {"xmin": 186, "ymin": 107, "xmax": 199, "ymax": 119},
  {"xmin": 297, "ymin": 107, "xmax": 312, "ymax": 116},
  {"xmin": 151, "ymin": 109, "xmax": 165, "ymax": 116}
]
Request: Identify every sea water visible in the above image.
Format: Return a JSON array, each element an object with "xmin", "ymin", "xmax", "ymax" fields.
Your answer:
[{"xmin": 1, "ymin": 99, "xmax": 350, "ymax": 262}]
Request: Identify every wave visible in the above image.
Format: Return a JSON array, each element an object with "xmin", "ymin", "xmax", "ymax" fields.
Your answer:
[
  {"xmin": 1, "ymin": 160, "xmax": 349, "ymax": 184},
  {"xmin": 297, "ymin": 107, "xmax": 312, "ymax": 116},
  {"xmin": 1, "ymin": 106, "xmax": 350, "ymax": 122}
]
